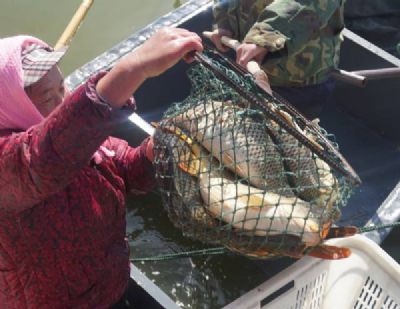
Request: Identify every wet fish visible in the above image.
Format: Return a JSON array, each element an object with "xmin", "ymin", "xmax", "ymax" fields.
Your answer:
[
  {"xmin": 171, "ymin": 100, "xmax": 293, "ymax": 196},
  {"xmin": 156, "ymin": 125, "xmax": 351, "ymax": 259},
  {"xmin": 153, "ymin": 129, "xmax": 222, "ymax": 243},
  {"xmin": 198, "ymin": 160, "xmax": 349, "ymax": 259},
  {"xmin": 267, "ymin": 109, "xmax": 339, "ymax": 208},
  {"xmin": 199, "ymin": 161, "xmax": 324, "ymax": 247},
  {"xmin": 169, "ymin": 129, "xmax": 325, "ymax": 248}
]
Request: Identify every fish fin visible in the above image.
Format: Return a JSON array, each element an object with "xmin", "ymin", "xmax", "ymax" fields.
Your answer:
[
  {"xmin": 307, "ymin": 245, "xmax": 351, "ymax": 260},
  {"xmin": 325, "ymin": 226, "xmax": 358, "ymax": 239},
  {"xmin": 178, "ymin": 157, "xmax": 200, "ymax": 176},
  {"xmin": 159, "ymin": 124, "xmax": 194, "ymax": 146},
  {"xmin": 222, "ymin": 153, "xmax": 233, "ymax": 167},
  {"xmin": 227, "ymin": 245, "xmax": 274, "ymax": 258},
  {"xmin": 320, "ymin": 221, "xmax": 333, "ymax": 239},
  {"xmin": 228, "ymin": 244, "xmax": 296, "ymax": 259},
  {"xmin": 228, "ymin": 234, "xmax": 311, "ymax": 259},
  {"xmin": 177, "ymin": 151, "xmax": 200, "ymax": 176},
  {"xmin": 236, "ymin": 194, "xmax": 268, "ymax": 208},
  {"xmin": 247, "ymin": 195, "xmax": 265, "ymax": 207},
  {"xmin": 221, "ymin": 153, "xmax": 247, "ymax": 177}
]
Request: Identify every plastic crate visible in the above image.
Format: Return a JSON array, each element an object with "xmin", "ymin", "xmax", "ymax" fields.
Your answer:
[{"xmin": 223, "ymin": 235, "xmax": 400, "ymax": 309}]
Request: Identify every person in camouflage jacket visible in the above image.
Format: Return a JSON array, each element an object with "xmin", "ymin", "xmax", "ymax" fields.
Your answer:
[{"xmin": 211, "ymin": 0, "xmax": 346, "ymax": 119}]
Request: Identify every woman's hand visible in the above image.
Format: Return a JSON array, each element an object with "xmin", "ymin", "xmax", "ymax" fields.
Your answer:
[
  {"xmin": 208, "ymin": 28, "xmax": 233, "ymax": 53},
  {"xmin": 236, "ymin": 43, "xmax": 268, "ymax": 68},
  {"xmin": 96, "ymin": 27, "xmax": 203, "ymax": 108},
  {"xmin": 133, "ymin": 27, "xmax": 203, "ymax": 78}
]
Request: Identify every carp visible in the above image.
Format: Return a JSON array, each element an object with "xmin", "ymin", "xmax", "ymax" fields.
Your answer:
[
  {"xmin": 157, "ymin": 124, "xmax": 353, "ymax": 259},
  {"xmin": 171, "ymin": 100, "xmax": 293, "ymax": 196}
]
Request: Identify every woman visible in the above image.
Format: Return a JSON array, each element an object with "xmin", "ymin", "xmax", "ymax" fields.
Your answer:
[{"xmin": 0, "ymin": 28, "xmax": 202, "ymax": 309}]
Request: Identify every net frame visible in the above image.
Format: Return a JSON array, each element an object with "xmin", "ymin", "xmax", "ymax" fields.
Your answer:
[
  {"xmin": 193, "ymin": 48, "xmax": 361, "ymax": 186},
  {"xmin": 153, "ymin": 48, "xmax": 360, "ymax": 259}
]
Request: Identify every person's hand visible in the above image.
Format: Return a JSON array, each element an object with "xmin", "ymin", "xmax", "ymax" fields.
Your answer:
[
  {"xmin": 208, "ymin": 28, "xmax": 233, "ymax": 53},
  {"xmin": 132, "ymin": 27, "xmax": 203, "ymax": 79},
  {"xmin": 96, "ymin": 27, "xmax": 203, "ymax": 108},
  {"xmin": 237, "ymin": 45, "xmax": 272, "ymax": 95},
  {"xmin": 236, "ymin": 43, "xmax": 268, "ymax": 68}
]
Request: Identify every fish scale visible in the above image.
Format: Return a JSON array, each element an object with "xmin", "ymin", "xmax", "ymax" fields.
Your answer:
[
  {"xmin": 153, "ymin": 129, "xmax": 222, "ymax": 243},
  {"xmin": 157, "ymin": 127, "xmax": 324, "ymax": 246},
  {"xmin": 174, "ymin": 101, "xmax": 294, "ymax": 196},
  {"xmin": 268, "ymin": 118, "xmax": 339, "ymax": 207},
  {"xmin": 154, "ymin": 129, "xmax": 324, "ymax": 254},
  {"xmin": 154, "ymin": 100, "xmax": 344, "ymax": 258}
]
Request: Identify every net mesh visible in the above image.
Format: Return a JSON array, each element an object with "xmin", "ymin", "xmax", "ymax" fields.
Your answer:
[{"xmin": 153, "ymin": 49, "xmax": 358, "ymax": 259}]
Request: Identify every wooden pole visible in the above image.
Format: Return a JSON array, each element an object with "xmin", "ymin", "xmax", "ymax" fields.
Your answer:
[
  {"xmin": 54, "ymin": 0, "xmax": 153, "ymax": 136},
  {"xmin": 54, "ymin": 0, "xmax": 94, "ymax": 50}
]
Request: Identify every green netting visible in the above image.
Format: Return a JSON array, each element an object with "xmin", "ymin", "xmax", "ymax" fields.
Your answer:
[{"xmin": 153, "ymin": 49, "xmax": 360, "ymax": 259}]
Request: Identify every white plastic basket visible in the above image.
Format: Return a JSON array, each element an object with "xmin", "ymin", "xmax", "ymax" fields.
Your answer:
[{"xmin": 223, "ymin": 235, "xmax": 400, "ymax": 309}]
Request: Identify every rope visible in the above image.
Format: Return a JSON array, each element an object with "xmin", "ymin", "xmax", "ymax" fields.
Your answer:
[
  {"xmin": 129, "ymin": 222, "xmax": 400, "ymax": 263},
  {"xmin": 358, "ymin": 221, "xmax": 400, "ymax": 233},
  {"xmin": 130, "ymin": 247, "xmax": 227, "ymax": 262}
]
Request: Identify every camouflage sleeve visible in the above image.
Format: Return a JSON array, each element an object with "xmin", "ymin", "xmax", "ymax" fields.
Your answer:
[
  {"xmin": 212, "ymin": 0, "xmax": 235, "ymax": 32},
  {"xmin": 244, "ymin": 0, "xmax": 343, "ymax": 53}
]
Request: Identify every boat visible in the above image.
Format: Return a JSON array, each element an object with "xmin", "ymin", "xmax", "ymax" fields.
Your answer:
[{"xmin": 65, "ymin": 1, "xmax": 400, "ymax": 308}]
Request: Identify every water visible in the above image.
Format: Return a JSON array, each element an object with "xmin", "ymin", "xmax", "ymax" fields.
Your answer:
[
  {"xmin": 1, "ymin": 1, "xmax": 399, "ymax": 308},
  {"xmin": 126, "ymin": 192, "xmax": 294, "ymax": 308},
  {"xmin": 0, "ymin": 0, "xmax": 177, "ymax": 76}
]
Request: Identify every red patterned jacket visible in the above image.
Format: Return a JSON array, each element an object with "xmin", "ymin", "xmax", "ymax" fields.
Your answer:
[{"xmin": 0, "ymin": 73, "xmax": 155, "ymax": 308}]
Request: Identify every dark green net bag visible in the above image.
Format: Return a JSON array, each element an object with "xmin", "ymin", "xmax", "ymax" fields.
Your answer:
[{"xmin": 153, "ymin": 49, "xmax": 360, "ymax": 259}]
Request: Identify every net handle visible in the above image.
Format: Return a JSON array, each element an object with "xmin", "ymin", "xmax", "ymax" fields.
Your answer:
[
  {"xmin": 200, "ymin": 34, "xmax": 361, "ymax": 185},
  {"xmin": 193, "ymin": 50, "xmax": 361, "ymax": 186},
  {"xmin": 203, "ymin": 32, "xmax": 338, "ymax": 144},
  {"xmin": 202, "ymin": 32, "xmax": 365, "ymax": 152},
  {"xmin": 203, "ymin": 31, "xmax": 273, "ymax": 95}
]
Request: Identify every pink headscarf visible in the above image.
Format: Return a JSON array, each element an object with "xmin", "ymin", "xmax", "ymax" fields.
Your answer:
[
  {"xmin": 0, "ymin": 35, "xmax": 115, "ymax": 164},
  {"xmin": 0, "ymin": 35, "xmax": 48, "ymax": 130}
]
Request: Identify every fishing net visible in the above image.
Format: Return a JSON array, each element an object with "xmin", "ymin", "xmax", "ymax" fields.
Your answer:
[{"xmin": 153, "ymin": 48, "xmax": 360, "ymax": 259}]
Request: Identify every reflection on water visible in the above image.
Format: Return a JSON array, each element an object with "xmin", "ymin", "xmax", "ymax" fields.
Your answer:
[
  {"xmin": 126, "ymin": 193, "xmax": 294, "ymax": 308},
  {"xmin": 127, "ymin": 188, "xmax": 400, "ymax": 308}
]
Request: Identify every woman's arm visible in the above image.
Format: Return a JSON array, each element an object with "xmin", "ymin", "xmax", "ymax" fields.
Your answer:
[
  {"xmin": 0, "ymin": 28, "xmax": 202, "ymax": 212},
  {"xmin": 101, "ymin": 137, "xmax": 155, "ymax": 195},
  {"xmin": 96, "ymin": 28, "xmax": 202, "ymax": 107}
]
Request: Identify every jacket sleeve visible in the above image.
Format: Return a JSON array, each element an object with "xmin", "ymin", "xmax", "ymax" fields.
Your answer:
[
  {"xmin": 244, "ymin": 0, "xmax": 342, "ymax": 54},
  {"xmin": 212, "ymin": 0, "xmax": 236, "ymax": 32},
  {"xmin": 104, "ymin": 136, "xmax": 156, "ymax": 195},
  {"xmin": 0, "ymin": 72, "xmax": 135, "ymax": 213}
]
